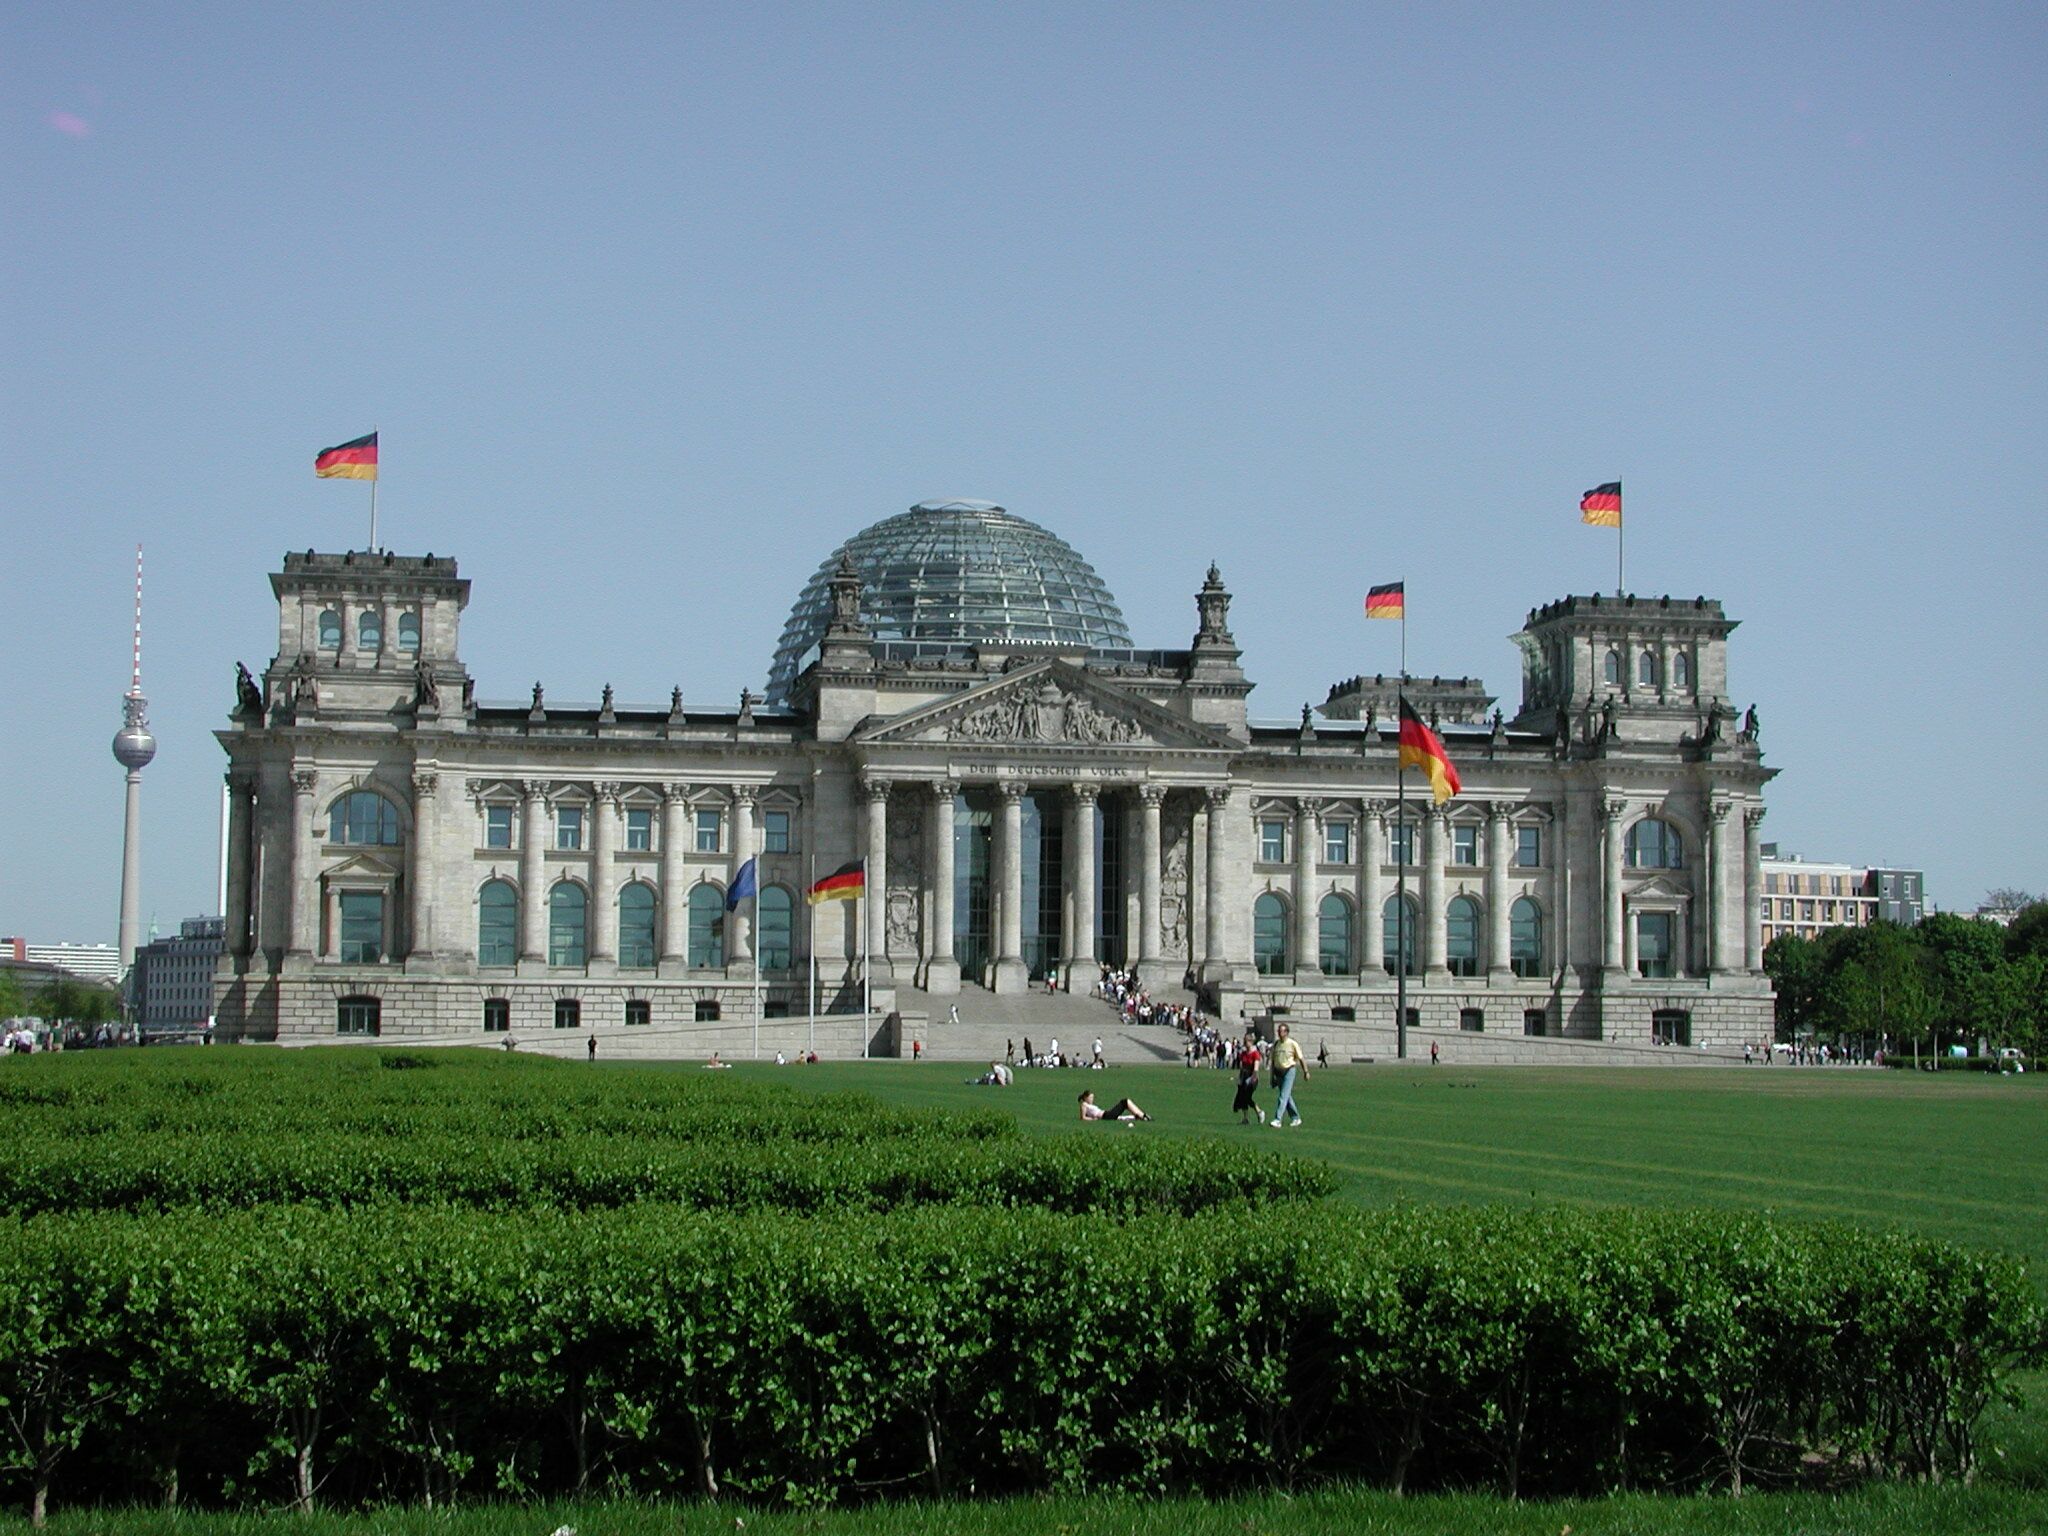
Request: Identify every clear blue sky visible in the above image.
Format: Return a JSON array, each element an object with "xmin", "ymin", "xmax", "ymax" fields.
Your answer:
[{"xmin": 4, "ymin": 3, "xmax": 2043, "ymax": 940}]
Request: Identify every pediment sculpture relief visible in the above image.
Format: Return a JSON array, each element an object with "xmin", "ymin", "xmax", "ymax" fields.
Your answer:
[{"xmin": 944, "ymin": 681, "xmax": 1146, "ymax": 745}]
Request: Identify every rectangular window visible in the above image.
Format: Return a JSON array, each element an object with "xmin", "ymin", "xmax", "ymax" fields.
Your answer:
[
  {"xmin": 1390, "ymin": 822, "xmax": 1419, "ymax": 866},
  {"xmin": 1323, "ymin": 821, "xmax": 1352, "ymax": 864},
  {"xmin": 1258, "ymin": 819, "xmax": 1286, "ymax": 862},
  {"xmin": 1523, "ymin": 1009, "xmax": 1547, "ymax": 1037},
  {"xmin": 1652, "ymin": 1008, "xmax": 1691, "ymax": 1047},
  {"xmin": 695, "ymin": 809, "xmax": 722, "ymax": 853},
  {"xmin": 485, "ymin": 805, "xmax": 514, "ymax": 849},
  {"xmin": 1515, "ymin": 826, "xmax": 1541, "ymax": 868},
  {"xmin": 1452, "ymin": 825, "xmax": 1478, "ymax": 866},
  {"xmin": 764, "ymin": 810, "xmax": 790, "ymax": 853},
  {"xmin": 338, "ymin": 891, "xmax": 383, "ymax": 964},
  {"xmin": 765, "ymin": 999, "xmax": 791, "ymax": 1020},
  {"xmin": 1637, "ymin": 912, "xmax": 1676, "ymax": 979},
  {"xmin": 1822, "ymin": 902, "xmax": 1836, "ymax": 922},
  {"xmin": 1800, "ymin": 901, "xmax": 1814, "ymax": 921},
  {"xmin": 482, "ymin": 999, "xmax": 510, "ymax": 1032},
  {"xmin": 1332, "ymin": 1006, "xmax": 1355, "ymax": 1022},
  {"xmin": 556, "ymin": 808, "xmax": 583, "ymax": 851},
  {"xmin": 625, "ymin": 999, "xmax": 650, "ymax": 1027},
  {"xmin": 554, "ymin": 999, "xmax": 580, "ymax": 1030},
  {"xmin": 694, "ymin": 999, "xmax": 721, "ymax": 1022},
  {"xmin": 336, "ymin": 997, "xmax": 380, "ymax": 1036},
  {"xmin": 625, "ymin": 809, "xmax": 653, "ymax": 851},
  {"xmin": 1459, "ymin": 1008, "xmax": 1484, "ymax": 1033}
]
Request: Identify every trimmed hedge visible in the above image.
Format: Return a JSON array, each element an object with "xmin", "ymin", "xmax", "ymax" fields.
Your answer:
[{"xmin": 0, "ymin": 1205, "xmax": 2037, "ymax": 1517}]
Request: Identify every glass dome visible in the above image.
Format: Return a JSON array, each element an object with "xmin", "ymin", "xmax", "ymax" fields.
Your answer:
[{"xmin": 765, "ymin": 500, "xmax": 1134, "ymax": 704}]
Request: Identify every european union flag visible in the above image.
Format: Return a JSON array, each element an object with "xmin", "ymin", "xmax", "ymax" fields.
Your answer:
[{"xmin": 725, "ymin": 856, "xmax": 758, "ymax": 911}]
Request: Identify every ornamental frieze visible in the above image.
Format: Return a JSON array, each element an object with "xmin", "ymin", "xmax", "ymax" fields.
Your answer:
[{"xmin": 943, "ymin": 681, "xmax": 1145, "ymax": 745}]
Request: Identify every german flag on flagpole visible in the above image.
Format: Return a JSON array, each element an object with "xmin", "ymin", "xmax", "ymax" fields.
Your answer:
[
  {"xmin": 1364, "ymin": 581, "xmax": 1405, "ymax": 619},
  {"xmin": 1398, "ymin": 697, "xmax": 1461, "ymax": 804},
  {"xmin": 315, "ymin": 432, "xmax": 379, "ymax": 480},
  {"xmin": 807, "ymin": 859, "xmax": 866, "ymax": 905},
  {"xmin": 1580, "ymin": 480, "xmax": 1621, "ymax": 527}
]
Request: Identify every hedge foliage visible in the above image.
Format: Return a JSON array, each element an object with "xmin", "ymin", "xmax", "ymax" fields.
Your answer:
[{"xmin": 0, "ymin": 1204, "xmax": 2037, "ymax": 1518}]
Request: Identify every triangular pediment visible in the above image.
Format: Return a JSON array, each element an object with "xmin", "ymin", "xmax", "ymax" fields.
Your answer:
[
  {"xmin": 325, "ymin": 850, "xmax": 403, "ymax": 879},
  {"xmin": 855, "ymin": 660, "xmax": 1229, "ymax": 752},
  {"xmin": 1628, "ymin": 874, "xmax": 1691, "ymax": 899}
]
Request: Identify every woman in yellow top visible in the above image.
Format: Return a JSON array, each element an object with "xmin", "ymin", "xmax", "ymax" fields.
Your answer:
[{"xmin": 1268, "ymin": 1021, "xmax": 1308, "ymax": 1128}]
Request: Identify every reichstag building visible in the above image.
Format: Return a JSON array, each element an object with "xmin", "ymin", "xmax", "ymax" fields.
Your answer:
[{"xmin": 214, "ymin": 498, "xmax": 1777, "ymax": 1051}]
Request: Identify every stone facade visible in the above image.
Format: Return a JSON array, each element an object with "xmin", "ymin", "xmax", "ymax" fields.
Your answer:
[{"xmin": 216, "ymin": 545, "xmax": 1776, "ymax": 1051}]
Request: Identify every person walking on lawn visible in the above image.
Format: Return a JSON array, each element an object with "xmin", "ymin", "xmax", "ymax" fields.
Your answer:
[{"xmin": 1268, "ymin": 1021, "xmax": 1308, "ymax": 1128}]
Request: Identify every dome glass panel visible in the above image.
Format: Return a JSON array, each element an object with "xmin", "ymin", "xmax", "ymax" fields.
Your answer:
[{"xmin": 765, "ymin": 500, "xmax": 1134, "ymax": 703}]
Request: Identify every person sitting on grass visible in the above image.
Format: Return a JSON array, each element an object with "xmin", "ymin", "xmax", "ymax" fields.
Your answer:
[
  {"xmin": 1078, "ymin": 1089, "xmax": 1151, "ymax": 1123},
  {"xmin": 971, "ymin": 1061, "xmax": 1013, "ymax": 1086}
]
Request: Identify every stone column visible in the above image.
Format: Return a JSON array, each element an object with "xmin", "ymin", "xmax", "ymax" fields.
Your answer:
[
  {"xmin": 926, "ymin": 780, "xmax": 960, "ymax": 994},
  {"xmin": 1202, "ymin": 785, "xmax": 1231, "ymax": 981},
  {"xmin": 993, "ymin": 781, "xmax": 1028, "ymax": 993},
  {"xmin": 519, "ymin": 781, "xmax": 549, "ymax": 966},
  {"xmin": 1136, "ymin": 784, "xmax": 1166, "ymax": 986},
  {"xmin": 1072, "ymin": 784, "xmax": 1100, "ymax": 976},
  {"xmin": 408, "ymin": 769, "xmax": 439, "ymax": 960},
  {"xmin": 1707, "ymin": 801, "xmax": 1734, "ymax": 974},
  {"xmin": 659, "ymin": 785, "xmax": 689, "ymax": 965},
  {"xmin": 860, "ymin": 778, "xmax": 890, "ymax": 980},
  {"xmin": 1485, "ymin": 801, "xmax": 1512, "ymax": 980},
  {"xmin": 1361, "ymin": 801, "xmax": 1386, "ymax": 972},
  {"xmin": 1743, "ymin": 807, "xmax": 1766, "ymax": 973},
  {"xmin": 1422, "ymin": 805, "xmax": 1449, "ymax": 979},
  {"xmin": 1292, "ymin": 796, "xmax": 1320, "ymax": 981},
  {"xmin": 287, "ymin": 768, "xmax": 318, "ymax": 959},
  {"xmin": 590, "ymin": 783, "xmax": 619, "ymax": 965},
  {"xmin": 728, "ymin": 787, "xmax": 755, "ymax": 971},
  {"xmin": 1602, "ymin": 798, "xmax": 1627, "ymax": 975},
  {"xmin": 224, "ymin": 772, "xmax": 255, "ymax": 958}
]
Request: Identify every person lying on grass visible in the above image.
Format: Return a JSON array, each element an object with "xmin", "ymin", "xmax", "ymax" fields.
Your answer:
[{"xmin": 1078, "ymin": 1088, "xmax": 1151, "ymax": 1122}]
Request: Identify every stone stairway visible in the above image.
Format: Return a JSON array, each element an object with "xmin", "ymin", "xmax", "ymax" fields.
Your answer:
[{"xmin": 892, "ymin": 982, "xmax": 1193, "ymax": 1065}]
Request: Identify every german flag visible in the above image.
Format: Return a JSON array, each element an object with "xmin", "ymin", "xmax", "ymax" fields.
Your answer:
[
  {"xmin": 1397, "ymin": 697, "xmax": 1461, "ymax": 804},
  {"xmin": 1580, "ymin": 481, "xmax": 1621, "ymax": 527},
  {"xmin": 807, "ymin": 859, "xmax": 866, "ymax": 905},
  {"xmin": 1364, "ymin": 581, "xmax": 1405, "ymax": 620},
  {"xmin": 315, "ymin": 432, "xmax": 378, "ymax": 480}
]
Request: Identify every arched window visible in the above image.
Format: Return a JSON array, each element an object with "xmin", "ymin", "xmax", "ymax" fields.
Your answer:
[
  {"xmin": 1318, "ymin": 893, "xmax": 1353, "ymax": 976},
  {"xmin": 329, "ymin": 790, "xmax": 401, "ymax": 845},
  {"xmin": 477, "ymin": 880, "xmax": 517, "ymax": 967},
  {"xmin": 688, "ymin": 884, "xmax": 725, "ymax": 968},
  {"xmin": 1382, "ymin": 894, "xmax": 1419, "ymax": 975},
  {"xmin": 318, "ymin": 609, "xmax": 342, "ymax": 649},
  {"xmin": 618, "ymin": 883, "xmax": 657, "ymax": 968},
  {"xmin": 1446, "ymin": 895, "xmax": 1482, "ymax": 977},
  {"xmin": 548, "ymin": 882, "xmax": 587, "ymax": 967},
  {"xmin": 358, "ymin": 610, "xmax": 382, "ymax": 651},
  {"xmin": 1510, "ymin": 897, "xmax": 1543, "ymax": 978},
  {"xmin": 1252, "ymin": 893, "xmax": 1288, "ymax": 975},
  {"xmin": 1603, "ymin": 648, "xmax": 1622, "ymax": 685},
  {"xmin": 1672, "ymin": 651, "xmax": 1691, "ymax": 688},
  {"xmin": 757, "ymin": 885, "xmax": 794, "ymax": 970},
  {"xmin": 397, "ymin": 612, "xmax": 421, "ymax": 653},
  {"xmin": 1638, "ymin": 651, "xmax": 1659, "ymax": 687},
  {"xmin": 1626, "ymin": 817, "xmax": 1684, "ymax": 869}
]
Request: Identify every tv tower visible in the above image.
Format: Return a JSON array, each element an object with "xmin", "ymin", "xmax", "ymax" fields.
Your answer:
[{"xmin": 112, "ymin": 545, "xmax": 157, "ymax": 974}]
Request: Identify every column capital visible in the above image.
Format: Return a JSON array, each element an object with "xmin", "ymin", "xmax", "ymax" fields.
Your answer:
[
  {"xmin": 1425, "ymin": 803, "xmax": 1449, "ymax": 826},
  {"xmin": 1072, "ymin": 781, "xmax": 1101, "ymax": 808},
  {"xmin": 662, "ymin": 780, "xmax": 692, "ymax": 804},
  {"xmin": 997, "ymin": 779, "xmax": 1030, "ymax": 804},
  {"xmin": 1203, "ymin": 782, "xmax": 1232, "ymax": 809},
  {"xmin": 1138, "ymin": 782, "xmax": 1167, "ymax": 808},
  {"xmin": 412, "ymin": 768, "xmax": 440, "ymax": 796},
  {"xmin": 291, "ymin": 767, "xmax": 319, "ymax": 797},
  {"xmin": 860, "ymin": 775, "xmax": 893, "ymax": 804},
  {"xmin": 591, "ymin": 780, "xmax": 621, "ymax": 805},
  {"xmin": 1294, "ymin": 794, "xmax": 1322, "ymax": 820},
  {"xmin": 1485, "ymin": 799, "xmax": 1511, "ymax": 823},
  {"xmin": 731, "ymin": 784, "xmax": 756, "ymax": 809},
  {"xmin": 1362, "ymin": 797, "xmax": 1389, "ymax": 823},
  {"xmin": 1744, "ymin": 806, "xmax": 1767, "ymax": 831},
  {"xmin": 520, "ymin": 778, "xmax": 552, "ymax": 803},
  {"xmin": 930, "ymin": 777, "xmax": 960, "ymax": 802},
  {"xmin": 1709, "ymin": 799, "xmax": 1733, "ymax": 824},
  {"xmin": 225, "ymin": 768, "xmax": 258, "ymax": 796},
  {"xmin": 1603, "ymin": 797, "xmax": 1628, "ymax": 822}
]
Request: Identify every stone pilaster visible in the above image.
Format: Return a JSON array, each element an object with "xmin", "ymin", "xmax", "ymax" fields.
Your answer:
[
  {"xmin": 518, "ymin": 781, "xmax": 549, "ymax": 971},
  {"xmin": 1201, "ymin": 785, "xmax": 1233, "ymax": 982},
  {"xmin": 408, "ymin": 769, "xmax": 439, "ymax": 964},
  {"xmin": 925, "ymin": 780, "xmax": 960, "ymax": 994},
  {"xmin": 590, "ymin": 783, "xmax": 619, "ymax": 968},
  {"xmin": 1292, "ymin": 796, "xmax": 1321, "ymax": 983},
  {"xmin": 1072, "ymin": 784, "xmax": 1100, "ymax": 977},
  {"xmin": 1485, "ymin": 801, "xmax": 1512, "ymax": 981},
  {"xmin": 224, "ymin": 771, "xmax": 255, "ymax": 958},
  {"xmin": 1136, "ymin": 784, "xmax": 1167, "ymax": 988},
  {"xmin": 1602, "ymin": 798, "xmax": 1627, "ymax": 977},
  {"xmin": 1423, "ymin": 805, "xmax": 1449, "ymax": 981},
  {"xmin": 860, "ymin": 778, "xmax": 890, "ymax": 982},
  {"xmin": 992, "ymin": 781, "xmax": 1029, "ymax": 994},
  {"xmin": 727, "ymin": 787, "xmax": 755, "ymax": 973},
  {"xmin": 659, "ymin": 784, "xmax": 689, "ymax": 967},
  {"xmin": 287, "ymin": 768, "xmax": 318, "ymax": 960},
  {"xmin": 1361, "ymin": 801, "xmax": 1386, "ymax": 973},
  {"xmin": 1743, "ymin": 806, "xmax": 1766, "ymax": 973}
]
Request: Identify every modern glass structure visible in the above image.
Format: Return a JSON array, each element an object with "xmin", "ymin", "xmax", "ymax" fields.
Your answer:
[{"xmin": 765, "ymin": 500, "xmax": 1133, "ymax": 704}]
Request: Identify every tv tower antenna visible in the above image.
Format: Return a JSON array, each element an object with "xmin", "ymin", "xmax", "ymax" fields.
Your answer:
[{"xmin": 113, "ymin": 544, "xmax": 157, "ymax": 978}]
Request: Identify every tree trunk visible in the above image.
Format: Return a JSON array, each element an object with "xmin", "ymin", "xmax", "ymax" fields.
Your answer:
[
  {"xmin": 30, "ymin": 1476, "xmax": 48, "ymax": 1529},
  {"xmin": 1390, "ymin": 1403, "xmax": 1424, "ymax": 1496},
  {"xmin": 692, "ymin": 1424, "xmax": 719, "ymax": 1501}
]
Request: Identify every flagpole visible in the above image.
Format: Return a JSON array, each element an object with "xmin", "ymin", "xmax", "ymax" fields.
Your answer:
[
  {"xmin": 368, "ymin": 423, "xmax": 379, "ymax": 553},
  {"xmin": 752, "ymin": 884, "xmax": 761, "ymax": 1062},
  {"xmin": 1617, "ymin": 498, "xmax": 1624, "ymax": 597},
  {"xmin": 1396, "ymin": 605, "xmax": 1409, "ymax": 1063},
  {"xmin": 860, "ymin": 857, "xmax": 870, "ymax": 1059},
  {"xmin": 807, "ymin": 854, "xmax": 817, "ymax": 1055}
]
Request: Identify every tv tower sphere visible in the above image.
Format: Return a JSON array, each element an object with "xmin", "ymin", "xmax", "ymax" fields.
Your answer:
[{"xmin": 113, "ymin": 696, "xmax": 158, "ymax": 769}]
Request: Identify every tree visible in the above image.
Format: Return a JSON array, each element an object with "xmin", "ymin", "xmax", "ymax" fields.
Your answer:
[
  {"xmin": 1982, "ymin": 888, "xmax": 2041, "ymax": 913},
  {"xmin": 2005, "ymin": 901, "xmax": 2048, "ymax": 961},
  {"xmin": 1825, "ymin": 923, "xmax": 1935, "ymax": 1046},
  {"xmin": 1763, "ymin": 934, "xmax": 1826, "ymax": 1041},
  {"xmin": 0, "ymin": 968, "xmax": 25, "ymax": 1021}
]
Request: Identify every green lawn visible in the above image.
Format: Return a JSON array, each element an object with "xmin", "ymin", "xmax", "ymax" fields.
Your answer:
[{"xmin": 755, "ymin": 1059, "xmax": 2048, "ymax": 1285}]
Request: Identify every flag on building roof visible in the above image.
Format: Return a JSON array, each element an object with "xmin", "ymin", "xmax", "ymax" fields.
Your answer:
[
  {"xmin": 725, "ymin": 856, "xmax": 758, "ymax": 912},
  {"xmin": 1580, "ymin": 481, "xmax": 1622, "ymax": 527},
  {"xmin": 1398, "ymin": 696, "xmax": 1461, "ymax": 804},
  {"xmin": 807, "ymin": 860, "xmax": 865, "ymax": 905},
  {"xmin": 315, "ymin": 432, "xmax": 378, "ymax": 480},
  {"xmin": 1364, "ymin": 581, "xmax": 1405, "ymax": 619}
]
